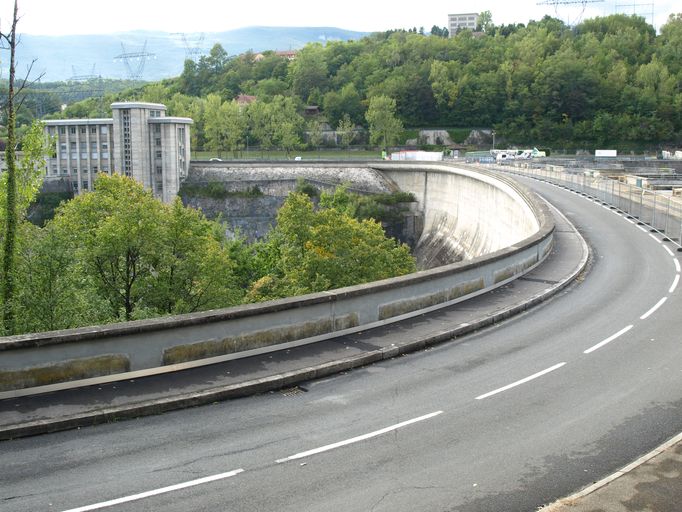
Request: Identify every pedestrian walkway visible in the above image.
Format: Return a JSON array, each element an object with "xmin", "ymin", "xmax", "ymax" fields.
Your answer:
[{"xmin": 541, "ymin": 433, "xmax": 682, "ymax": 512}]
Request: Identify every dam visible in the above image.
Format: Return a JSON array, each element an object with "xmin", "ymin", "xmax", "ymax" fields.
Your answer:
[
  {"xmin": 183, "ymin": 161, "xmax": 540, "ymax": 269},
  {"xmin": 0, "ymin": 162, "xmax": 552, "ymax": 394}
]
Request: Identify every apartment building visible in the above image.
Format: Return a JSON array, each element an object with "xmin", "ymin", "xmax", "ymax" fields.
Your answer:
[
  {"xmin": 44, "ymin": 102, "xmax": 192, "ymax": 203},
  {"xmin": 448, "ymin": 13, "xmax": 479, "ymax": 34}
]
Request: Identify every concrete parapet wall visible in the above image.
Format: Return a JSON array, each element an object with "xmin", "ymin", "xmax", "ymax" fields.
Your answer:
[{"xmin": 0, "ymin": 163, "xmax": 554, "ymax": 396}]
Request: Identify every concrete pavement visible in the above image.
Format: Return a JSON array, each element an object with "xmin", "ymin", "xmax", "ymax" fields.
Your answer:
[{"xmin": 541, "ymin": 433, "xmax": 682, "ymax": 512}]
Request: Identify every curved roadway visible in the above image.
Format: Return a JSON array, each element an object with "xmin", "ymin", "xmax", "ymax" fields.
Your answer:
[{"xmin": 2, "ymin": 176, "xmax": 682, "ymax": 512}]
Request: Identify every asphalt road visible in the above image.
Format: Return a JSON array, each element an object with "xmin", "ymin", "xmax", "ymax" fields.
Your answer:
[{"xmin": 2, "ymin": 177, "xmax": 681, "ymax": 512}]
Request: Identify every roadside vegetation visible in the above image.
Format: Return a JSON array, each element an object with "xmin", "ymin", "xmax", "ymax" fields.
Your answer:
[{"xmin": 0, "ymin": 173, "xmax": 416, "ymax": 336}]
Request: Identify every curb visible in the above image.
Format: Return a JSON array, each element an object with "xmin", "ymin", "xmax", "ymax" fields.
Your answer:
[
  {"xmin": 538, "ymin": 431, "xmax": 682, "ymax": 511},
  {"xmin": 0, "ymin": 201, "xmax": 589, "ymax": 441}
]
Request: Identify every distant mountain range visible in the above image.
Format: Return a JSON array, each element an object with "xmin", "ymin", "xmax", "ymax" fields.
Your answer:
[{"xmin": 14, "ymin": 27, "xmax": 370, "ymax": 83}]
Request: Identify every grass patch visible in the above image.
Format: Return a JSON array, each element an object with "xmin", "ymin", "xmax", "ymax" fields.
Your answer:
[
  {"xmin": 179, "ymin": 182, "xmax": 263, "ymax": 200},
  {"xmin": 447, "ymin": 128, "xmax": 473, "ymax": 144}
]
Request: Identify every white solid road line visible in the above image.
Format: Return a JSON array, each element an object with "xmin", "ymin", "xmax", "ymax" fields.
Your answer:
[
  {"xmin": 663, "ymin": 245, "xmax": 675, "ymax": 257},
  {"xmin": 649, "ymin": 234, "xmax": 662, "ymax": 244},
  {"xmin": 670, "ymin": 275, "xmax": 680, "ymax": 294},
  {"xmin": 640, "ymin": 297, "xmax": 668, "ymax": 320},
  {"xmin": 275, "ymin": 411, "xmax": 443, "ymax": 463},
  {"xmin": 475, "ymin": 363, "xmax": 566, "ymax": 400},
  {"xmin": 675, "ymin": 259, "xmax": 681, "ymax": 273},
  {"xmin": 584, "ymin": 325, "xmax": 634, "ymax": 354},
  {"xmin": 60, "ymin": 469, "xmax": 245, "ymax": 512}
]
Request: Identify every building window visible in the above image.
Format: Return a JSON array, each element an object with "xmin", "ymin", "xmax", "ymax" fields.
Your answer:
[
  {"xmin": 155, "ymin": 137, "xmax": 161, "ymax": 147},
  {"xmin": 156, "ymin": 165, "xmax": 163, "ymax": 175},
  {"xmin": 62, "ymin": 168, "xmax": 68, "ymax": 175},
  {"xmin": 52, "ymin": 165, "xmax": 58, "ymax": 175},
  {"xmin": 70, "ymin": 126, "xmax": 76, "ymax": 135},
  {"xmin": 72, "ymin": 182, "xmax": 78, "ymax": 191},
  {"xmin": 59, "ymin": 127, "xmax": 66, "ymax": 135},
  {"xmin": 80, "ymin": 126, "xmax": 86, "ymax": 134},
  {"xmin": 82, "ymin": 180, "xmax": 89, "ymax": 190},
  {"xmin": 60, "ymin": 142, "xmax": 67, "ymax": 152},
  {"xmin": 91, "ymin": 127, "xmax": 97, "ymax": 134},
  {"xmin": 155, "ymin": 150, "xmax": 162, "ymax": 159},
  {"xmin": 101, "ymin": 126, "xmax": 109, "ymax": 135},
  {"xmin": 154, "ymin": 124, "xmax": 161, "ymax": 134}
]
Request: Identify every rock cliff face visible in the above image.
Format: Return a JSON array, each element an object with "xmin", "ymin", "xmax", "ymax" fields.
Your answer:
[{"xmin": 181, "ymin": 162, "xmax": 422, "ymax": 247}]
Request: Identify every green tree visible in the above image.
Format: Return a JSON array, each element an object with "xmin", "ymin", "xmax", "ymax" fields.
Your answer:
[
  {"xmin": 147, "ymin": 198, "xmax": 242, "ymax": 314},
  {"xmin": 656, "ymin": 14, "xmax": 682, "ymax": 76},
  {"xmin": 478, "ymin": 11, "xmax": 494, "ymax": 32},
  {"xmin": 223, "ymin": 100, "xmax": 248, "ymax": 157},
  {"xmin": 1, "ymin": 0, "xmax": 20, "ymax": 334},
  {"xmin": 14, "ymin": 222, "xmax": 110, "ymax": 333},
  {"xmin": 51, "ymin": 174, "xmax": 166, "ymax": 321},
  {"xmin": 247, "ymin": 192, "xmax": 415, "ymax": 301},
  {"xmin": 337, "ymin": 114, "xmax": 357, "ymax": 149},
  {"xmin": 365, "ymin": 95, "xmax": 403, "ymax": 148},
  {"xmin": 306, "ymin": 119, "xmax": 324, "ymax": 152},
  {"xmin": 1, "ymin": 114, "xmax": 48, "ymax": 333},
  {"xmin": 203, "ymin": 93, "xmax": 227, "ymax": 154},
  {"xmin": 289, "ymin": 44, "xmax": 329, "ymax": 102}
]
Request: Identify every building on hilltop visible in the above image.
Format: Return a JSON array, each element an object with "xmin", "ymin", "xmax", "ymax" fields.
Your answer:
[
  {"xmin": 43, "ymin": 102, "xmax": 192, "ymax": 203},
  {"xmin": 448, "ymin": 13, "xmax": 479, "ymax": 34}
]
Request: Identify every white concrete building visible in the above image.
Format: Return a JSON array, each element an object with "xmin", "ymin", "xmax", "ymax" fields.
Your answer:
[
  {"xmin": 44, "ymin": 102, "xmax": 192, "ymax": 203},
  {"xmin": 448, "ymin": 13, "xmax": 479, "ymax": 34}
]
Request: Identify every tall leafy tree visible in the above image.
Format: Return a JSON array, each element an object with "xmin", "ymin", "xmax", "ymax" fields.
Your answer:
[
  {"xmin": 203, "ymin": 93, "xmax": 227, "ymax": 154},
  {"xmin": 51, "ymin": 174, "xmax": 166, "ymax": 321},
  {"xmin": 365, "ymin": 95, "xmax": 403, "ymax": 149},
  {"xmin": 247, "ymin": 192, "xmax": 415, "ymax": 301},
  {"xmin": 147, "ymin": 198, "xmax": 242, "ymax": 314}
]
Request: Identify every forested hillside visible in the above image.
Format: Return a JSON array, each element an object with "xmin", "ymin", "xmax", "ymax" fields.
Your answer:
[{"xmin": 50, "ymin": 14, "xmax": 682, "ymax": 150}]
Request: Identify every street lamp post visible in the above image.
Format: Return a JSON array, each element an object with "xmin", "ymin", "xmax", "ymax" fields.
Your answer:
[{"xmin": 492, "ymin": 130, "xmax": 496, "ymax": 150}]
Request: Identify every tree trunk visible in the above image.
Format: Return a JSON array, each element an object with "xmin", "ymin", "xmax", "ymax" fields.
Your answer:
[{"xmin": 2, "ymin": 0, "xmax": 19, "ymax": 334}]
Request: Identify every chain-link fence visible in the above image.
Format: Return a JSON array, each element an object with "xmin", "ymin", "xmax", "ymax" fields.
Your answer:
[{"xmin": 493, "ymin": 163, "xmax": 682, "ymax": 250}]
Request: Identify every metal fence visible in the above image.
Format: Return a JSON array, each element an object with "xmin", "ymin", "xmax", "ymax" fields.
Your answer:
[{"xmin": 493, "ymin": 163, "xmax": 682, "ymax": 250}]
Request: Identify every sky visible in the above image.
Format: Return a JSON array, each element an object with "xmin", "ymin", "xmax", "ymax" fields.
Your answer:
[{"xmin": 1, "ymin": 0, "xmax": 678, "ymax": 36}]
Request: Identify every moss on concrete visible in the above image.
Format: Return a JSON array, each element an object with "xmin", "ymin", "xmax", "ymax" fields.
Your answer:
[
  {"xmin": 163, "ymin": 313, "xmax": 360, "ymax": 365},
  {"xmin": 378, "ymin": 278, "xmax": 485, "ymax": 320},
  {"xmin": 493, "ymin": 255, "xmax": 538, "ymax": 284},
  {"xmin": 0, "ymin": 354, "xmax": 130, "ymax": 391}
]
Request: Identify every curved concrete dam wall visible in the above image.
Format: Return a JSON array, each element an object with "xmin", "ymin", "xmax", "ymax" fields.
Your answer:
[
  {"xmin": 374, "ymin": 162, "xmax": 541, "ymax": 268},
  {"xmin": 0, "ymin": 163, "xmax": 554, "ymax": 396}
]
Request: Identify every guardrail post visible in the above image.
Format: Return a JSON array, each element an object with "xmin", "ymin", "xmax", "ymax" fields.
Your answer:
[{"xmin": 652, "ymin": 193, "xmax": 657, "ymax": 229}]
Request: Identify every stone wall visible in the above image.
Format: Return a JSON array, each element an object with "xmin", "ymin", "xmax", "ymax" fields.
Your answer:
[{"xmin": 182, "ymin": 162, "xmax": 419, "ymax": 244}]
